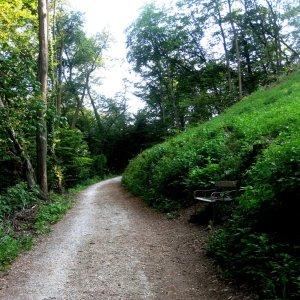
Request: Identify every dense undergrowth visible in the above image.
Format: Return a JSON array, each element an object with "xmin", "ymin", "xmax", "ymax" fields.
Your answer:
[{"xmin": 123, "ymin": 71, "xmax": 300, "ymax": 299}]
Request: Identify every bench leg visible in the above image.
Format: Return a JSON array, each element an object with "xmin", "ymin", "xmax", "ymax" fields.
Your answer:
[{"xmin": 211, "ymin": 202, "xmax": 216, "ymax": 224}]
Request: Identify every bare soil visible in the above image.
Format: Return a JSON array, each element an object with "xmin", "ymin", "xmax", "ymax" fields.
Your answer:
[{"xmin": 0, "ymin": 177, "xmax": 254, "ymax": 299}]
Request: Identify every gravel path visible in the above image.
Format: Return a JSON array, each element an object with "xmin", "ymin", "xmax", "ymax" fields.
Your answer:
[{"xmin": 0, "ymin": 177, "xmax": 253, "ymax": 299}]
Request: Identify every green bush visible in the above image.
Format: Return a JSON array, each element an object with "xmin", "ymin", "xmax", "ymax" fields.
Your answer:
[
  {"xmin": 34, "ymin": 194, "xmax": 73, "ymax": 234},
  {"xmin": 208, "ymin": 228, "xmax": 300, "ymax": 299},
  {"xmin": 91, "ymin": 154, "xmax": 107, "ymax": 178},
  {"xmin": 237, "ymin": 135, "xmax": 300, "ymax": 235},
  {"xmin": 186, "ymin": 162, "xmax": 221, "ymax": 190},
  {"xmin": 0, "ymin": 224, "xmax": 32, "ymax": 271},
  {"xmin": 0, "ymin": 182, "xmax": 39, "ymax": 219},
  {"xmin": 54, "ymin": 128, "xmax": 93, "ymax": 187}
]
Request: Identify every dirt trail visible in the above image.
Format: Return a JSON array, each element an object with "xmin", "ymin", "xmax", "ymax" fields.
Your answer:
[{"xmin": 0, "ymin": 177, "xmax": 252, "ymax": 300}]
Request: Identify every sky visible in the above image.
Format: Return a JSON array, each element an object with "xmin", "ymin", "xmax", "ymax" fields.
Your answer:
[{"xmin": 68, "ymin": 0, "xmax": 173, "ymax": 113}]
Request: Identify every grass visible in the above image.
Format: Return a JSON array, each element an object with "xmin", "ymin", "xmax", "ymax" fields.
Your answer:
[{"xmin": 0, "ymin": 225, "xmax": 33, "ymax": 272}]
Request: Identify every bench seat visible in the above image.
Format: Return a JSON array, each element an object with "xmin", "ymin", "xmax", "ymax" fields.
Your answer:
[{"xmin": 194, "ymin": 181, "xmax": 238, "ymax": 203}]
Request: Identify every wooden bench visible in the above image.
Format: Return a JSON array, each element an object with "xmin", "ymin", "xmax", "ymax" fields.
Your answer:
[
  {"xmin": 193, "ymin": 181, "xmax": 239, "ymax": 223},
  {"xmin": 194, "ymin": 180, "xmax": 238, "ymax": 203}
]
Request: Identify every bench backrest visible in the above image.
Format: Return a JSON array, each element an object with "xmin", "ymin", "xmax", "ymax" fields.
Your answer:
[{"xmin": 215, "ymin": 180, "xmax": 238, "ymax": 188}]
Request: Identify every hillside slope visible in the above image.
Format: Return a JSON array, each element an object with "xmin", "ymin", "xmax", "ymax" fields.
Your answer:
[{"xmin": 123, "ymin": 71, "xmax": 300, "ymax": 299}]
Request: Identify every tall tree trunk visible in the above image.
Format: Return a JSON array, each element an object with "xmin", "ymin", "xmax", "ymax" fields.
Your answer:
[
  {"xmin": 48, "ymin": 0, "xmax": 56, "ymax": 89},
  {"xmin": 37, "ymin": 0, "xmax": 49, "ymax": 198},
  {"xmin": 71, "ymin": 79, "xmax": 88, "ymax": 129},
  {"xmin": 227, "ymin": 0, "xmax": 243, "ymax": 100},
  {"xmin": 56, "ymin": 40, "xmax": 64, "ymax": 117},
  {"xmin": 51, "ymin": 0, "xmax": 63, "ymax": 117},
  {"xmin": 158, "ymin": 75, "xmax": 166, "ymax": 125},
  {"xmin": 265, "ymin": 0, "xmax": 282, "ymax": 73},
  {"xmin": 88, "ymin": 87, "xmax": 103, "ymax": 133},
  {"xmin": 70, "ymin": 51, "xmax": 99, "ymax": 129},
  {"xmin": 215, "ymin": 2, "xmax": 233, "ymax": 93},
  {"xmin": 166, "ymin": 65, "xmax": 180, "ymax": 128}
]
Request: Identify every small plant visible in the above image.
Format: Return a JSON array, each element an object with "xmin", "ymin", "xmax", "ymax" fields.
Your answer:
[
  {"xmin": 0, "ymin": 223, "xmax": 33, "ymax": 271},
  {"xmin": 153, "ymin": 197, "xmax": 181, "ymax": 214},
  {"xmin": 186, "ymin": 162, "xmax": 221, "ymax": 189},
  {"xmin": 208, "ymin": 228, "xmax": 300, "ymax": 299},
  {"xmin": 0, "ymin": 182, "xmax": 39, "ymax": 218},
  {"xmin": 34, "ymin": 194, "xmax": 73, "ymax": 234}
]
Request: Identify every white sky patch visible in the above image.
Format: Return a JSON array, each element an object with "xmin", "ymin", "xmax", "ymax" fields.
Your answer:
[{"xmin": 67, "ymin": 0, "xmax": 174, "ymax": 113}]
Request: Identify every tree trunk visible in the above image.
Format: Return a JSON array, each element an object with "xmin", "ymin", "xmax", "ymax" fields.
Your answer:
[
  {"xmin": 227, "ymin": 0, "xmax": 243, "ymax": 100},
  {"xmin": 88, "ymin": 87, "xmax": 103, "ymax": 133},
  {"xmin": 51, "ymin": 0, "xmax": 63, "ymax": 117},
  {"xmin": 71, "ymin": 80, "xmax": 88, "ymax": 129},
  {"xmin": 70, "ymin": 56, "xmax": 98, "ymax": 129},
  {"xmin": 265, "ymin": 0, "xmax": 282, "ymax": 73},
  {"xmin": 37, "ymin": 0, "xmax": 49, "ymax": 198},
  {"xmin": 215, "ymin": 2, "xmax": 233, "ymax": 93},
  {"xmin": 56, "ymin": 40, "xmax": 64, "ymax": 117},
  {"xmin": 158, "ymin": 76, "xmax": 166, "ymax": 125},
  {"xmin": 166, "ymin": 65, "xmax": 180, "ymax": 128}
]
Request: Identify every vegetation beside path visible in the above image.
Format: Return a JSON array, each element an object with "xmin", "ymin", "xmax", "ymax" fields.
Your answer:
[
  {"xmin": 123, "ymin": 71, "xmax": 300, "ymax": 299},
  {"xmin": 0, "ymin": 177, "xmax": 103, "ymax": 272}
]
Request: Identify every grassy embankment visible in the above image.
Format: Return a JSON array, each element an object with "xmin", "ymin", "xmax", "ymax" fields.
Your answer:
[{"xmin": 123, "ymin": 71, "xmax": 300, "ymax": 299}]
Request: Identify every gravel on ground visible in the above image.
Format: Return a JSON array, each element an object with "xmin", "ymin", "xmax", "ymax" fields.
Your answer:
[{"xmin": 0, "ymin": 177, "xmax": 254, "ymax": 300}]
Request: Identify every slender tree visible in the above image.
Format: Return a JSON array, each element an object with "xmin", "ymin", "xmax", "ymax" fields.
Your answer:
[
  {"xmin": 37, "ymin": 0, "xmax": 49, "ymax": 197},
  {"xmin": 226, "ymin": 0, "xmax": 243, "ymax": 99},
  {"xmin": 212, "ymin": 0, "xmax": 233, "ymax": 93},
  {"xmin": 70, "ymin": 33, "xmax": 109, "ymax": 129}
]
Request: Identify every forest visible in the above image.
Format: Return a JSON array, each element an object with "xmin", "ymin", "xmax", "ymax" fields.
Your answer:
[{"xmin": 0, "ymin": 0, "xmax": 299, "ymax": 298}]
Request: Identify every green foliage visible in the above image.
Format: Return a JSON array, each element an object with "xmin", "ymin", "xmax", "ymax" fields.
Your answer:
[
  {"xmin": 0, "ymin": 189, "xmax": 73, "ymax": 270},
  {"xmin": 34, "ymin": 194, "xmax": 73, "ymax": 234},
  {"xmin": 0, "ymin": 182, "xmax": 35, "ymax": 270},
  {"xmin": 0, "ymin": 182, "xmax": 39, "ymax": 219},
  {"xmin": 126, "ymin": 2, "xmax": 208, "ymax": 128},
  {"xmin": 0, "ymin": 183, "xmax": 36, "ymax": 271},
  {"xmin": 208, "ymin": 229, "xmax": 300, "ymax": 299},
  {"xmin": 187, "ymin": 163, "xmax": 221, "ymax": 189},
  {"xmin": 207, "ymin": 135, "xmax": 300, "ymax": 298},
  {"xmin": 91, "ymin": 154, "xmax": 107, "ymax": 178},
  {"xmin": 0, "ymin": 155, "xmax": 22, "ymax": 193},
  {"xmin": 123, "ymin": 71, "xmax": 300, "ymax": 299},
  {"xmin": 0, "ymin": 224, "xmax": 32, "ymax": 271},
  {"xmin": 54, "ymin": 128, "xmax": 93, "ymax": 188}
]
